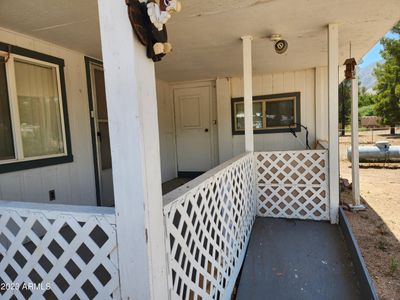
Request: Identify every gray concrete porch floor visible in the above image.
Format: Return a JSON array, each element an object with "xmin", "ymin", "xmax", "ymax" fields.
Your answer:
[
  {"xmin": 162, "ymin": 177, "xmax": 191, "ymax": 195},
  {"xmin": 236, "ymin": 217, "xmax": 363, "ymax": 300}
]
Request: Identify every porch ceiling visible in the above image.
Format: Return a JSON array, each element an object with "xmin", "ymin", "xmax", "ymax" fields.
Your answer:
[{"xmin": 0, "ymin": 0, "xmax": 398, "ymax": 82}]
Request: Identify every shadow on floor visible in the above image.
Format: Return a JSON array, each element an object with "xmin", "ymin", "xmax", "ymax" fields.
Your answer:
[
  {"xmin": 236, "ymin": 217, "xmax": 364, "ymax": 300},
  {"xmin": 162, "ymin": 177, "xmax": 192, "ymax": 195}
]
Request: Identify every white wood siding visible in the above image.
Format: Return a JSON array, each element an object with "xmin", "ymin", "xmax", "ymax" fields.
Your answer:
[
  {"xmin": 0, "ymin": 27, "xmax": 97, "ymax": 206},
  {"xmin": 316, "ymin": 67, "xmax": 329, "ymax": 142},
  {"xmin": 0, "ymin": 27, "xmax": 329, "ymax": 200},
  {"xmin": 217, "ymin": 70, "xmax": 317, "ymax": 160},
  {"xmin": 156, "ymin": 79, "xmax": 177, "ymax": 182}
]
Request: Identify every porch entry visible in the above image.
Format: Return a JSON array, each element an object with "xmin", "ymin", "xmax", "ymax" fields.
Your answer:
[
  {"xmin": 86, "ymin": 59, "xmax": 114, "ymax": 207},
  {"xmin": 174, "ymin": 85, "xmax": 214, "ymax": 175}
]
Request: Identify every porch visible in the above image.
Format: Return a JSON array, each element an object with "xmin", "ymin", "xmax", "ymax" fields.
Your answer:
[
  {"xmin": 237, "ymin": 217, "xmax": 362, "ymax": 300},
  {"xmin": 0, "ymin": 150, "xmax": 375, "ymax": 299},
  {"xmin": 0, "ymin": 0, "xmax": 398, "ymax": 299}
]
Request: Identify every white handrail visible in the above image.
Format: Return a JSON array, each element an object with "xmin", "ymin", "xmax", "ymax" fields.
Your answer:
[
  {"xmin": 0, "ymin": 200, "xmax": 119, "ymax": 299},
  {"xmin": 163, "ymin": 152, "xmax": 251, "ymax": 208},
  {"xmin": 0, "ymin": 200, "xmax": 116, "ymax": 224},
  {"xmin": 163, "ymin": 152, "xmax": 256, "ymax": 300}
]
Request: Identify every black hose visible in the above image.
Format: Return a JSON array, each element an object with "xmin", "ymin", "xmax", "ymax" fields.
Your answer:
[{"xmin": 288, "ymin": 123, "xmax": 311, "ymax": 150}]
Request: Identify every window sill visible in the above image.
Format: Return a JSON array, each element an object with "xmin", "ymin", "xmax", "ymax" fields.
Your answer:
[
  {"xmin": 0, "ymin": 154, "xmax": 73, "ymax": 174},
  {"xmin": 232, "ymin": 125, "xmax": 301, "ymax": 135}
]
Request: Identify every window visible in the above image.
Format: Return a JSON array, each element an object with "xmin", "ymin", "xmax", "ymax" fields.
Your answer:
[
  {"xmin": 0, "ymin": 43, "xmax": 72, "ymax": 173},
  {"xmin": 231, "ymin": 92, "xmax": 300, "ymax": 135},
  {"xmin": 234, "ymin": 101, "xmax": 264, "ymax": 130}
]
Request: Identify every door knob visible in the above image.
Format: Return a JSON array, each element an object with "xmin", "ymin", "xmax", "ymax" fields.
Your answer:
[{"xmin": 204, "ymin": 128, "xmax": 209, "ymax": 132}]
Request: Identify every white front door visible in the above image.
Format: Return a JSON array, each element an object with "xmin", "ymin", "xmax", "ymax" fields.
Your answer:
[
  {"xmin": 90, "ymin": 64, "xmax": 114, "ymax": 206},
  {"xmin": 174, "ymin": 86, "xmax": 213, "ymax": 173}
]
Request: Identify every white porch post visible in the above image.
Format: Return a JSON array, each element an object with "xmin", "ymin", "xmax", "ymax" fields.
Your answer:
[
  {"xmin": 242, "ymin": 36, "xmax": 254, "ymax": 152},
  {"xmin": 328, "ymin": 24, "xmax": 340, "ymax": 223},
  {"xmin": 97, "ymin": 1, "xmax": 168, "ymax": 299},
  {"xmin": 351, "ymin": 70, "xmax": 363, "ymax": 207}
]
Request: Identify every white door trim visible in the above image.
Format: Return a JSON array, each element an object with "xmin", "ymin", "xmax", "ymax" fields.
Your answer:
[
  {"xmin": 86, "ymin": 59, "xmax": 114, "ymax": 206},
  {"xmin": 171, "ymin": 80, "xmax": 219, "ymax": 172},
  {"xmin": 89, "ymin": 63, "xmax": 104, "ymax": 193}
]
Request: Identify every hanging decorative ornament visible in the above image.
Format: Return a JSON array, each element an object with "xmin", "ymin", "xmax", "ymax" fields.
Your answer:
[
  {"xmin": 343, "ymin": 42, "xmax": 357, "ymax": 79},
  {"xmin": 344, "ymin": 58, "xmax": 357, "ymax": 79},
  {"xmin": 126, "ymin": 0, "xmax": 181, "ymax": 62}
]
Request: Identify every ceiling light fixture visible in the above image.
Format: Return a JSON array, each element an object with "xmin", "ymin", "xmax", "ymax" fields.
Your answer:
[{"xmin": 270, "ymin": 34, "xmax": 288, "ymax": 54}]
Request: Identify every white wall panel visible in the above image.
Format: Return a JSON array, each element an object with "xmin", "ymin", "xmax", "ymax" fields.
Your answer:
[
  {"xmin": 0, "ymin": 27, "xmax": 96, "ymax": 206},
  {"xmin": 156, "ymin": 80, "xmax": 177, "ymax": 182},
  {"xmin": 316, "ymin": 66, "xmax": 329, "ymax": 142}
]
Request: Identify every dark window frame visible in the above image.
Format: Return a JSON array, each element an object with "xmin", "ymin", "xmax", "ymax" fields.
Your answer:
[
  {"xmin": 231, "ymin": 92, "xmax": 301, "ymax": 135},
  {"xmin": 0, "ymin": 56, "xmax": 15, "ymax": 161},
  {"xmin": 0, "ymin": 42, "xmax": 73, "ymax": 174},
  {"xmin": 84, "ymin": 56, "xmax": 104, "ymax": 206}
]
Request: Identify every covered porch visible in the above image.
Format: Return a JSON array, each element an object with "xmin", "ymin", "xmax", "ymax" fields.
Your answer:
[
  {"xmin": 0, "ymin": 150, "xmax": 373, "ymax": 299},
  {"xmin": 0, "ymin": 0, "xmax": 398, "ymax": 299},
  {"xmin": 237, "ymin": 218, "xmax": 362, "ymax": 300}
]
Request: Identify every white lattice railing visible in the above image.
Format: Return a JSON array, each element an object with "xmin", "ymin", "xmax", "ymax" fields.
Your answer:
[
  {"xmin": 0, "ymin": 150, "xmax": 330, "ymax": 300},
  {"xmin": 255, "ymin": 150, "xmax": 330, "ymax": 221},
  {"xmin": 163, "ymin": 153, "xmax": 256, "ymax": 300},
  {"xmin": 0, "ymin": 201, "xmax": 120, "ymax": 300}
]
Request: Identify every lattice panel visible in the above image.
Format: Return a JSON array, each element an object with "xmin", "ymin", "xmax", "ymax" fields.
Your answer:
[
  {"xmin": 163, "ymin": 153, "xmax": 256, "ymax": 300},
  {"xmin": 255, "ymin": 151, "xmax": 330, "ymax": 221},
  {"xmin": 0, "ymin": 203, "xmax": 120, "ymax": 299}
]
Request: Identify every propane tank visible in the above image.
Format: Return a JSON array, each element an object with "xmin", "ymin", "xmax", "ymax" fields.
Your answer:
[{"xmin": 347, "ymin": 141, "xmax": 400, "ymax": 162}]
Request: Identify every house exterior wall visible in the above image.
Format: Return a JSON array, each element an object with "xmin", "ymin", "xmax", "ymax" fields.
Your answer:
[
  {"xmin": 156, "ymin": 79, "xmax": 177, "ymax": 182},
  {"xmin": 217, "ymin": 69, "xmax": 319, "ymax": 162},
  {"xmin": 0, "ymin": 27, "xmax": 331, "ymax": 204},
  {"xmin": 315, "ymin": 66, "xmax": 329, "ymax": 142},
  {"xmin": 0, "ymin": 27, "xmax": 97, "ymax": 205},
  {"xmin": 0, "ymin": 28, "xmax": 180, "ymax": 206},
  {"xmin": 158, "ymin": 68, "xmax": 329, "ymax": 169}
]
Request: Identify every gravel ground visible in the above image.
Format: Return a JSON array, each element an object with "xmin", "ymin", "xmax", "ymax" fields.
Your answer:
[{"xmin": 339, "ymin": 129, "xmax": 400, "ymax": 300}]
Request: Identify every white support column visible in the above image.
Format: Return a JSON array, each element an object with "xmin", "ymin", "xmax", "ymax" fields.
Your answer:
[
  {"xmin": 216, "ymin": 77, "xmax": 234, "ymax": 162},
  {"xmin": 242, "ymin": 36, "xmax": 254, "ymax": 152},
  {"xmin": 328, "ymin": 24, "xmax": 340, "ymax": 224},
  {"xmin": 97, "ymin": 1, "xmax": 168, "ymax": 299},
  {"xmin": 351, "ymin": 70, "xmax": 364, "ymax": 209}
]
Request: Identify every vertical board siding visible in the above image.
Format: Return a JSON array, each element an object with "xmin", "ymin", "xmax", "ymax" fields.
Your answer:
[
  {"xmin": 272, "ymin": 72, "xmax": 284, "ymax": 93},
  {"xmin": 315, "ymin": 67, "xmax": 329, "ymax": 142},
  {"xmin": 156, "ymin": 79, "xmax": 177, "ymax": 182},
  {"xmin": 220, "ymin": 69, "xmax": 317, "ymax": 159},
  {"xmin": 0, "ymin": 27, "xmax": 96, "ymax": 206},
  {"xmin": 261, "ymin": 74, "xmax": 273, "ymax": 94},
  {"xmin": 216, "ymin": 78, "xmax": 233, "ymax": 163},
  {"xmin": 305, "ymin": 69, "xmax": 316, "ymax": 145}
]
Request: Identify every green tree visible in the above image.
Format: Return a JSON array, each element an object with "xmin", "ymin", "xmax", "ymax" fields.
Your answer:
[
  {"xmin": 358, "ymin": 86, "xmax": 376, "ymax": 117},
  {"xmin": 339, "ymin": 80, "xmax": 351, "ymax": 135},
  {"xmin": 359, "ymin": 90, "xmax": 375, "ymax": 107},
  {"xmin": 374, "ymin": 21, "xmax": 400, "ymax": 134}
]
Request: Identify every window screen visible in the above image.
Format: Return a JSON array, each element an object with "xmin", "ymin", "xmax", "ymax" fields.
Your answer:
[
  {"xmin": 14, "ymin": 60, "xmax": 64, "ymax": 158},
  {"xmin": 265, "ymin": 99, "xmax": 295, "ymax": 127},
  {"xmin": 234, "ymin": 101, "xmax": 264, "ymax": 130}
]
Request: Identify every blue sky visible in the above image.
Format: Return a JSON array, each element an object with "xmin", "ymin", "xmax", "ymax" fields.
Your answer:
[{"xmin": 359, "ymin": 32, "xmax": 398, "ymax": 69}]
